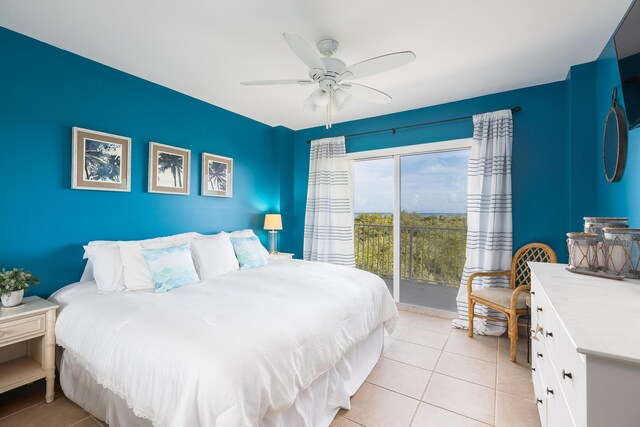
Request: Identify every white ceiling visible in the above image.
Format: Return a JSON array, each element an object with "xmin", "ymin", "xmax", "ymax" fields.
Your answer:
[{"xmin": 0, "ymin": 0, "xmax": 634, "ymax": 130}]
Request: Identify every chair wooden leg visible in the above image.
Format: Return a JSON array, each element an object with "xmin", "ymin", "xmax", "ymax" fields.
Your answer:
[
  {"xmin": 509, "ymin": 314, "xmax": 518, "ymax": 362},
  {"xmin": 468, "ymin": 298, "xmax": 474, "ymax": 338}
]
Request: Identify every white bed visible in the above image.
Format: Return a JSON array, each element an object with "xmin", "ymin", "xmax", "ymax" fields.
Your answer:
[{"xmin": 50, "ymin": 258, "xmax": 398, "ymax": 427}]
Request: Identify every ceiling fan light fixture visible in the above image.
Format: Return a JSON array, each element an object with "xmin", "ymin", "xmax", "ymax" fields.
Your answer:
[
  {"xmin": 302, "ymin": 96, "xmax": 318, "ymax": 112},
  {"xmin": 331, "ymin": 88, "xmax": 352, "ymax": 113},
  {"xmin": 311, "ymin": 88, "xmax": 330, "ymax": 106},
  {"xmin": 242, "ymin": 33, "xmax": 415, "ymax": 128}
]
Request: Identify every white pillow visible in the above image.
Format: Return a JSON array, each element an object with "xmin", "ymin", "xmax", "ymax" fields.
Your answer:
[
  {"xmin": 225, "ymin": 229, "xmax": 269, "ymax": 257},
  {"xmin": 83, "ymin": 244, "xmax": 126, "ymax": 292},
  {"xmin": 191, "ymin": 233, "xmax": 239, "ymax": 279},
  {"xmin": 120, "ymin": 234, "xmax": 197, "ymax": 290},
  {"xmin": 80, "ymin": 239, "xmax": 123, "ymax": 283}
]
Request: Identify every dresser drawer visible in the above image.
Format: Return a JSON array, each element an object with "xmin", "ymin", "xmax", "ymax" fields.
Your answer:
[
  {"xmin": 532, "ymin": 356, "xmax": 547, "ymax": 427},
  {"xmin": 547, "ymin": 323, "xmax": 586, "ymax": 426},
  {"xmin": 0, "ymin": 314, "xmax": 46, "ymax": 346},
  {"xmin": 545, "ymin": 358, "xmax": 576, "ymax": 427}
]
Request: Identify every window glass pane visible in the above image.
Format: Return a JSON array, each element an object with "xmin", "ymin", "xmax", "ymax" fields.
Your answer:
[
  {"xmin": 353, "ymin": 158, "xmax": 394, "ymax": 297},
  {"xmin": 399, "ymin": 150, "xmax": 468, "ymax": 311}
]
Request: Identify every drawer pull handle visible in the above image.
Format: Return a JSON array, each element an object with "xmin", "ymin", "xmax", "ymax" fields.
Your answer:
[
  {"xmin": 546, "ymin": 388, "xmax": 554, "ymax": 395},
  {"xmin": 537, "ymin": 352, "xmax": 543, "ymax": 358},
  {"xmin": 537, "ymin": 307, "xmax": 543, "ymax": 312},
  {"xmin": 531, "ymin": 291, "xmax": 536, "ymax": 295},
  {"xmin": 545, "ymin": 331, "xmax": 553, "ymax": 337},
  {"xmin": 531, "ymin": 367, "xmax": 536, "ymax": 372},
  {"xmin": 536, "ymin": 398, "xmax": 543, "ymax": 404},
  {"xmin": 562, "ymin": 370, "xmax": 573, "ymax": 380}
]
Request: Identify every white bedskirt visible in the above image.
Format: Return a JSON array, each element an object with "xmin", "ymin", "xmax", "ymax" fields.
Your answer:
[{"xmin": 59, "ymin": 325, "xmax": 384, "ymax": 427}]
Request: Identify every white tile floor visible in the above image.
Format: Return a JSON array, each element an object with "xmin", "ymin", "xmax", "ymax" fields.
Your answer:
[{"xmin": 331, "ymin": 310, "xmax": 541, "ymax": 427}]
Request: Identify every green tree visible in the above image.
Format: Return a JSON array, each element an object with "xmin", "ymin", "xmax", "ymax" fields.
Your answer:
[{"xmin": 354, "ymin": 212, "xmax": 467, "ymax": 287}]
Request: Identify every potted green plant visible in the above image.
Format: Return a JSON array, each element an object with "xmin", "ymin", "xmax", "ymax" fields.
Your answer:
[{"xmin": 0, "ymin": 268, "xmax": 39, "ymax": 307}]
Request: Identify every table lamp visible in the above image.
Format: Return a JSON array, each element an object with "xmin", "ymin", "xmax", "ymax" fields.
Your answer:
[{"xmin": 264, "ymin": 214, "xmax": 283, "ymax": 254}]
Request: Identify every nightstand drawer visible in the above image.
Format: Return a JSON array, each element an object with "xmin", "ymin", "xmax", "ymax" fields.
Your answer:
[{"xmin": 0, "ymin": 314, "xmax": 46, "ymax": 346}]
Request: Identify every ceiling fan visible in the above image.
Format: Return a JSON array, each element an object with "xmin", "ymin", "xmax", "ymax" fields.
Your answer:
[{"xmin": 241, "ymin": 33, "xmax": 416, "ymax": 128}]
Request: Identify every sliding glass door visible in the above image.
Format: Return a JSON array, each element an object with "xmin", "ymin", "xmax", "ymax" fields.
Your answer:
[
  {"xmin": 353, "ymin": 158, "xmax": 394, "ymax": 297},
  {"xmin": 350, "ymin": 140, "xmax": 471, "ymax": 311},
  {"xmin": 399, "ymin": 150, "xmax": 469, "ymax": 311}
]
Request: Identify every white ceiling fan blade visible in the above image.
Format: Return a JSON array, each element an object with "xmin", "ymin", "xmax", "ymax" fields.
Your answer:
[
  {"xmin": 339, "ymin": 83, "xmax": 391, "ymax": 104},
  {"xmin": 283, "ymin": 33, "xmax": 326, "ymax": 73},
  {"xmin": 241, "ymin": 79, "xmax": 314, "ymax": 86},
  {"xmin": 341, "ymin": 51, "xmax": 415, "ymax": 80}
]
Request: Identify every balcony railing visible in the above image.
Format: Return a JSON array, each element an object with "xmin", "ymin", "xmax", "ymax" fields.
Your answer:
[{"xmin": 354, "ymin": 223, "xmax": 467, "ymax": 287}]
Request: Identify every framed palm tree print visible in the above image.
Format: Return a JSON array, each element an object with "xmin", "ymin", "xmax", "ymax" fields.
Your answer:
[
  {"xmin": 72, "ymin": 127, "xmax": 131, "ymax": 192},
  {"xmin": 148, "ymin": 142, "xmax": 190, "ymax": 195},
  {"xmin": 201, "ymin": 153, "xmax": 233, "ymax": 197}
]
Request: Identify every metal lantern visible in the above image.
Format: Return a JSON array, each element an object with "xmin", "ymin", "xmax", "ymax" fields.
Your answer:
[
  {"xmin": 626, "ymin": 229, "xmax": 640, "ymax": 279},
  {"xmin": 567, "ymin": 232, "xmax": 599, "ymax": 271},
  {"xmin": 602, "ymin": 227, "xmax": 636, "ymax": 277},
  {"xmin": 584, "ymin": 217, "xmax": 628, "ymax": 269},
  {"xmin": 584, "ymin": 217, "xmax": 629, "ymax": 237}
]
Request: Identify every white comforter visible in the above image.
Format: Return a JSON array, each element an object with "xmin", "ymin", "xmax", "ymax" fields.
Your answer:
[{"xmin": 51, "ymin": 259, "xmax": 397, "ymax": 427}]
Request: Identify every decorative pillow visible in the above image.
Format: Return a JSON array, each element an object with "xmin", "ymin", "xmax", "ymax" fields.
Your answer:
[
  {"xmin": 230, "ymin": 236, "xmax": 268, "ymax": 270},
  {"xmin": 142, "ymin": 243, "xmax": 200, "ymax": 293},
  {"xmin": 226, "ymin": 229, "xmax": 269, "ymax": 257},
  {"xmin": 80, "ymin": 232, "xmax": 200, "ymax": 286},
  {"xmin": 82, "ymin": 244, "xmax": 126, "ymax": 292},
  {"xmin": 119, "ymin": 233, "xmax": 198, "ymax": 290},
  {"xmin": 191, "ymin": 233, "xmax": 239, "ymax": 279}
]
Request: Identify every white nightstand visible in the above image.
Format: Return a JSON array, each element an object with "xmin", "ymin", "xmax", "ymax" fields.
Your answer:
[
  {"xmin": 268, "ymin": 252, "xmax": 294, "ymax": 260},
  {"xmin": 0, "ymin": 296, "xmax": 58, "ymax": 403}
]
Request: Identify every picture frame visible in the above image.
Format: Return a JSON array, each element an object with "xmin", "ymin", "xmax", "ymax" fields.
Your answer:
[
  {"xmin": 72, "ymin": 127, "xmax": 131, "ymax": 192},
  {"xmin": 148, "ymin": 142, "xmax": 191, "ymax": 195},
  {"xmin": 201, "ymin": 152, "xmax": 233, "ymax": 197}
]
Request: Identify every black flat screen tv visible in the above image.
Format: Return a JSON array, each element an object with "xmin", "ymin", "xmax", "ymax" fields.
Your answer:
[{"xmin": 614, "ymin": 0, "xmax": 640, "ymax": 129}]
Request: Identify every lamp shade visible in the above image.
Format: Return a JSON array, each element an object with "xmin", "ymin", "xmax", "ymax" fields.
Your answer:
[{"xmin": 264, "ymin": 214, "xmax": 283, "ymax": 231}]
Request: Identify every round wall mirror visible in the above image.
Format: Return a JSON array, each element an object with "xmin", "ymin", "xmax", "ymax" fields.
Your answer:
[{"xmin": 602, "ymin": 88, "xmax": 628, "ymax": 183}]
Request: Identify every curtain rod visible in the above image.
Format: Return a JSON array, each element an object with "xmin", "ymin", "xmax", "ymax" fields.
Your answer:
[{"xmin": 306, "ymin": 106, "xmax": 521, "ymax": 144}]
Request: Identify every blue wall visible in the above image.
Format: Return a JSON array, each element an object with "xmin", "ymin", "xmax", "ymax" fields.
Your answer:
[
  {"xmin": 0, "ymin": 27, "xmax": 281, "ymax": 297},
  {"xmin": 5, "ymin": 21, "xmax": 638, "ymax": 298},
  {"xmin": 566, "ymin": 62, "xmax": 598, "ymax": 232},
  {"xmin": 595, "ymin": 39, "xmax": 640, "ymax": 222},
  {"xmin": 291, "ymin": 82, "xmax": 571, "ymax": 262}
]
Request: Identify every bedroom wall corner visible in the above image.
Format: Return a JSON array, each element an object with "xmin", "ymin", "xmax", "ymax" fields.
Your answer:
[
  {"xmin": 566, "ymin": 61, "xmax": 598, "ymax": 231},
  {"xmin": 272, "ymin": 125, "xmax": 296, "ymax": 253},
  {"xmin": 594, "ymin": 38, "xmax": 640, "ymax": 223},
  {"xmin": 0, "ymin": 26, "xmax": 280, "ymax": 297}
]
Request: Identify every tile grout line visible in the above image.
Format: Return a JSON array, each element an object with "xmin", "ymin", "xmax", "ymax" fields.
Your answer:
[
  {"xmin": 68, "ymin": 415, "xmax": 92, "ymax": 427},
  {"xmin": 0, "ymin": 400, "xmax": 46, "ymax": 422}
]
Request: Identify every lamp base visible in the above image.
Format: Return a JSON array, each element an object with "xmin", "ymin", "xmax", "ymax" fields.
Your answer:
[{"xmin": 268, "ymin": 230, "xmax": 279, "ymax": 254}]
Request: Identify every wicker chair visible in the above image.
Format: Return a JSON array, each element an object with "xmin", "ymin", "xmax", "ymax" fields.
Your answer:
[{"xmin": 467, "ymin": 243, "xmax": 557, "ymax": 362}]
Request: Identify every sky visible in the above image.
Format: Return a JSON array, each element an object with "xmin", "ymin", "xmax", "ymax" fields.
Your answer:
[{"xmin": 353, "ymin": 150, "xmax": 469, "ymax": 214}]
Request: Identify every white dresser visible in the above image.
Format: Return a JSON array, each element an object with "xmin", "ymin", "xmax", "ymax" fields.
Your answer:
[{"xmin": 529, "ymin": 263, "xmax": 640, "ymax": 427}]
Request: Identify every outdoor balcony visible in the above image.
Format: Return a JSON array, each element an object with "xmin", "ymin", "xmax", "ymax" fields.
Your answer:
[{"xmin": 354, "ymin": 221, "xmax": 466, "ymax": 312}]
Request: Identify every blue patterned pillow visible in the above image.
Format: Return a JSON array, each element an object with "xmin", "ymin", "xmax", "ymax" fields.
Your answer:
[
  {"xmin": 142, "ymin": 243, "xmax": 200, "ymax": 293},
  {"xmin": 230, "ymin": 236, "xmax": 268, "ymax": 270}
]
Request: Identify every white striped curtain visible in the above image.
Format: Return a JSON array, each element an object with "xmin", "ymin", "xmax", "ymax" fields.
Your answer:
[
  {"xmin": 453, "ymin": 110, "xmax": 513, "ymax": 335},
  {"xmin": 303, "ymin": 136, "xmax": 355, "ymax": 267}
]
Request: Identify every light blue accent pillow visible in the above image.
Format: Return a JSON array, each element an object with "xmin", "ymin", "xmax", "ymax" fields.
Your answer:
[
  {"xmin": 230, "ymin": 236, "xmax": 268, "ymax": 270},
  {"xmin": 142, "ymin": 243, "xmax": 200, "ymax": 293}
]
